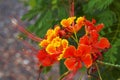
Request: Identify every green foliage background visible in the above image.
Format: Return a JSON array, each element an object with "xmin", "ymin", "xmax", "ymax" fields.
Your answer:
[{"xmin": 21, "ymin": 0, "xmax": 120, "ymax": 79}]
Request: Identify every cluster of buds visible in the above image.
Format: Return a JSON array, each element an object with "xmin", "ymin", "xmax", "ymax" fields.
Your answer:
[{"xmin": 37, "ymin": 16, "xmax": 110, "ymax": 71}]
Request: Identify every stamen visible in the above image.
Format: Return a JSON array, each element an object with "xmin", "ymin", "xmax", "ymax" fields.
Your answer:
[
  {"xmin": 18, "ymin": 36, "xmax": 38, "ymax": 53},
  {"xmin": 11, "ymin": 18, "xmax": 43, "ymax": 42}
]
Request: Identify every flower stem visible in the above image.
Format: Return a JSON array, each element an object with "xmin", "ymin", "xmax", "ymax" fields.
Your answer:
[
  {"xmin": 79, "ymin": 71, "xmax": 85, "ymax": 80},
  {"xmin": 97, "ymin": 60, "xmax": 120, "ymax": 68},
  {"xmin": 58, "ymin": 71, "xmax": 70, "ymax": 80},
  {"xmin": 95, "ymin": 63, "xmax": 102, "ymax": 80},
  {"xmin": 37, "ymin": 71, "xmax": 41, "ymax": 80},
  {"xmin": 71, "ymin": 35, "xmax": 79, "ymax": 45},
  {"xmin": 74, "ymin": 32, "xmax": 78, "ymax": 43}
]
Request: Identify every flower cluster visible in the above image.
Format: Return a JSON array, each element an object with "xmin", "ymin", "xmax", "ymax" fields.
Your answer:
[{"xmin": 37, "ymin": 16, "xmax": 110, "ymax": 71}]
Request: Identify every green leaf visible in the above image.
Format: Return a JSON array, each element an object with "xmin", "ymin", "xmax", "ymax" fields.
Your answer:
[
  {"xmin": 97, "ymin": 10, "xmax": 116, "ymax": 27},
  {"xmin": 29, "ymin": 0, "xmax": 37, "ymax": 8},
  {"xmin": 59, "ymin": 59, "xmax": 68, "ymax": 75},
  {"xmin": 101, "ymin": 67, "xmax": 120, "ymax": 80},
  {"xmin": 83, "ymin": 0, "xmax": 113, "ymax": 13},
  {"xmin": 22, "ymin": 8, "xmax": 40, "ymax": 20}
]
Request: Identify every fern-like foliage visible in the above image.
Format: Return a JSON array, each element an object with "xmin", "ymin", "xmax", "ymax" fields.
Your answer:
[{"xmin": 22, "ymin": 0, "xmax": 69, "ymax": 38}]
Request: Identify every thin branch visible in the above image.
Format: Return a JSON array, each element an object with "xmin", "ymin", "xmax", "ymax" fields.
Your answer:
[
  {"xmin": 58, "ymin": 71, "xmax": 70, "ymax": 80},
  {"xmin": 97, "ymin": 60, "xmax": 120, "ymax": 68},
  {"xmin": 95, "ymin": 63, "xmax": 102, "ymax": 80}
]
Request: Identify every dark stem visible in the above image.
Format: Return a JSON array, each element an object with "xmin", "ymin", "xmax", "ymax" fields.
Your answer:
[
  {"xmin": 87, "ymin": 67, "xmax": 99, "ymax": 80},
  {"xmin": 37, "ymin": 71, "xmax": 41, "ymax": 80},
  {"xmin": 37, "ymin": 66, "xmax": 44, "ymax": 80},
  {"xmin": 58, "ymin": 71, "xmax": 70, "ymax": 80}
]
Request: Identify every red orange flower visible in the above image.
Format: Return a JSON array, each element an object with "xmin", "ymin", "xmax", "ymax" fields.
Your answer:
[
  {"xmin": 38, "ymin": 25, "xmax": 69, "ymax": 66},
  {"xmin": 36, "ymin": 16, "xmax": 110, "ymax": 72},
  {"xmin": 79, "ymin": 30, "xmax": 110, "ymax": 61},
  {"xmin": 64, "ymin": 45, "xmax": 92, "ymax": 71}
]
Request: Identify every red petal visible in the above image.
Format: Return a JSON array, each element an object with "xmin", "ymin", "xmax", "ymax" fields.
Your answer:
[
  {"xmin": 36, "ymin": 49, "xmax": 58, "ymax": 66},
  {"xmin": 50, "ymin": 53, "xmax": 59, "ymax": 61},
  {"xmin": 92, "ymin": 19, "xmax": 96, "ymax": 24},
  {"xmin": 79, "ymin": 35, "xmax": 89, "ymax": 45},
  {"xmin": 97, "ymin": 37, "xmax": 110, "ymax": 49},
  {"xmin": 64, "ymin": 46, "xmax": 76, "ymax": 58},
  {"xmin": 36, "ymin": 49, "xmax": 47, "ymax": 61},
  {"xmin": 76, "ymin": 44, "xmax": 91, "ymax": 57},
  {"xmin": 74, "ymin": 24, "xmax": 83, "ymax": 32},
  {"xmin": 82, "ymin": 54, "xmax": 92, "ymax": 68},
  {"xmin": 64, "ymin": 58, "xmax": 82, "ymax": 71},
  {"xmin": 90, "ymin": 30, "xmax": 99, "ymax": 41},
  {"xmin": 36, "ymin": 50, "xmax": 52, "ymax": 66},
  {"xmin": 42, "ymin": 57, "xmax": 52, "ymax": 66},
  {"xmin": 96, "ymin": 24, "xmax": 104, "ymax": 32},
  {"xmin": 43, "ymin": 54, "xmax": 58, "ymax": 66}
]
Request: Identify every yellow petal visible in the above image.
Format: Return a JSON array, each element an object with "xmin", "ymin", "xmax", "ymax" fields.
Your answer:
[
  {"xmin": 76, "ymin": 17, "xmax": 85, "ymax": 25},
  {"xmin": 62, "ymin": 39, "xmax": 68, "ymax": 48},
  {"xmin": 39, "ymin": 40, "xmax": 49, "ymax": 47},
  {"xmin": 46, "ymin": 44, "xmax": 56, "ymax": 54}
]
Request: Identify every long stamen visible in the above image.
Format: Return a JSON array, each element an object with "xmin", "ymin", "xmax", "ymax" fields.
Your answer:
[
  {"xmin": 18, "ymin": 37, "xmax": 38, "ymax": 53},
  {"xmin": 11, "ymin": 18, "xmax": 43, "ymax": 42}
]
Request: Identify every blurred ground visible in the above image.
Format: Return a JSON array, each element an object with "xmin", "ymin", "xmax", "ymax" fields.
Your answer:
[{"xmin": 0, "ymin": 0, "xmax": 59, "ymax": 80}]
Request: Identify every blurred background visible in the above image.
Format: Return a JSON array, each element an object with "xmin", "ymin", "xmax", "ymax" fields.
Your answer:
[
  {"xmin": 0, "ymin": 0, "xmax": 120, "ymax": 80},
  {"xmin": 0, "ymin": 0, "xmax": 59, "ymax": 80},
  {"xmin": 0, "ymin": 0, "xmax": 38, "ymax": 80}
]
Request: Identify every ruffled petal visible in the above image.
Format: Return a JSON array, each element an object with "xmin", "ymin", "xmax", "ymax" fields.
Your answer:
[
  {"xmin": 79, "ymin": 35, "xmax": 89, "ymax": 45},
  {"xmin": 39, "ymin": 40, "xmax": 49, "ymax": 47},
  {"xmin": 97, "ymin": 37, "xmax": 110, "ymax": 49},
  {"xmin": 82, "ymin": 54, "xmax": 92, "ymax": 68},
  {"xmin": 76, "ymin": 44, "xmax": 91, "ymax": 57},
  {"xmin": 96, "ymin": 24, "xmax": 104, "ymax": 32},
  {"xmin": 42, "ymin": 57, "xmax": 52, "ymax": 66},
  {"xmin": 61, "ymin": 17, "xmax": 76, "ymax": 27},
  {"xmin": 46, "ymin": 44, "xmax": 56, "ymax": 54},
  {"xmin": 63, "ymin": 46, "xmax": 76, "ymax": 58},
  {"xmin": 36, "ymin": 49, "xmax": 47, "ymax": 61},
  {"xmin": 62, "ymin": 39, "xmax": 68, "ymax": 48},
  {"xmin": 64, "ymin": 58, "xmax": 82, "ymax": 71},
  {"xmin": 90, "ymin": 30, "xmax": 99, "ymax": 41},
  {"xmin": 76, "ymin": 16, "xmax": 85, "ymax": 26}
]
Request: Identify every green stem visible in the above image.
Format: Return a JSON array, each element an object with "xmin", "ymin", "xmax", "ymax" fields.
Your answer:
[
  {"xmin": 58, "ymin": 71, "xmax": 70, "ymax": 80},
  {"xmin": 71, "ymin": 31, "xmax": 79, "ymax": 45},
  {"xmin": 74, "ymin": 32, "xmax": 78, "ymax": 44},
  {"xmin": 79, "ymin": 71, "xmax": 85, "ymax": 80},
  {"xmin": 95, "ymin": 63, "xmax": 102, "ymax": 80},
  {"xmin": 71, "ymin": 35, "xmax": 79, "ymax": 45},
  {"xmin": 97, "ymin": 60, "xmax": 120, "ymax": 68}
]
